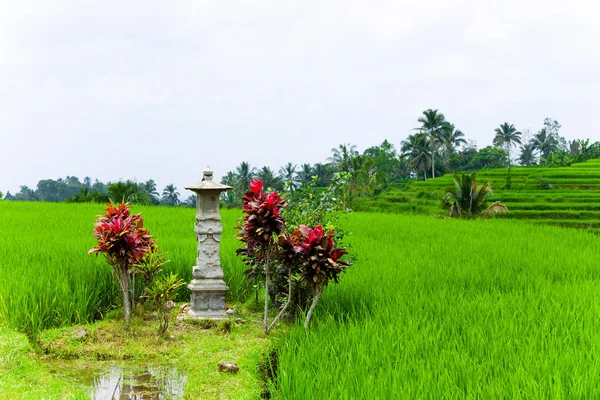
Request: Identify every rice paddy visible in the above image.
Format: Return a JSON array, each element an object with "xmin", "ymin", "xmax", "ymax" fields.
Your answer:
[
  {"xmin": 275, "ymin": 213, "xmax": 600, "ymax": 399},
  {"xmin": 2, "ymin": 200, "xmax": 600, "ymax": 398},
  {"xmin": 357, "ymin": 159, "xmax": 600, "ymax": 233}
]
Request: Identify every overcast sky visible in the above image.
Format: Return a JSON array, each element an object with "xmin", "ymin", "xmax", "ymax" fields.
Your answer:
[{"xmin": 1, "ymin": 0, "xmax": 599, "ymax": 197}]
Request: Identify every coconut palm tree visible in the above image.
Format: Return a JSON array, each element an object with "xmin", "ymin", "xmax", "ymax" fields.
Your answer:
[
  {"xmin": 416, "ymin": 109, "xmax": 447, "ymax": 179},
  {"xmin": 443, "ymin": 173, "xmax": 508, "ymax": 218},
  {"xmin": 141, "ymin": 179, "xmax": 160, "ymax": 205},
  {"xmin": 161, "ymin": 184, "xmax": 179, "ymax": 206},
  {"xmin": 442, "ymin": 123, "xmax": 467, "ymax": 152},
  {"xmin": 401, "ymin": 133, "xmax": 431, "ymax": 181},
  {"xmin": 279, "ymin": 162, "xmax": 299, "ymax": 193},
  {"xmin": 531, "ymin": 128, "xmax": 559, "ymax": 160},
  {"xmin": 493, "ymin": 123, "xmax": 522, "ymax": 171},
  {"xmin": 257, "ymin": 166, "xmax": 283, "ymax": 191},
  {"xmin": 518, "ymin": 141, "xmax": 537, "ymax": 166},
  {"xmin": 313, "ymin": 163, "xmax": 330, "ymax": 186},
  {"xmin": 234, "ymin": 161, "xmax": 256, "ymax": 194},
  {"xmin": 297, "ymin": 163, "xmax": 314, "ymax": 187},
  {"xmin": 108, "ymin": 181, "xmax": 140, "ymax": 203},
  {"xmin": 328, "ymin": 143, "xmax": 358, "ymax": 173},
  {"xmin": 221, "ymin": 171, "xmax": 238, "ymax": 208}
]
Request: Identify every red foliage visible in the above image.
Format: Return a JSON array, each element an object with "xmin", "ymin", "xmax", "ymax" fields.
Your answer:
[
  {"xmin": 237, "ymin": 179, "xmax": 286, "ymax": 257},
  {"xmin": 89, "ymin": 203, "xmax": 155, "ymax": 269}
]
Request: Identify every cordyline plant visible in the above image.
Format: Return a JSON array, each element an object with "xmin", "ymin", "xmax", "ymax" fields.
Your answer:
[
  {"xmin": 89, "ymin": 202, "xmax": 155, "ymax": 327},
  {"xmin": 294, "ymin": 225, "xmax": 348, "ymax": 329},
  {"xmin": 237, "ymin": 179, "xmax": 350, "ymax": 333},
  {"xmin": 237, "ymin": 179, "xmax": 286, "ymax": 334}
]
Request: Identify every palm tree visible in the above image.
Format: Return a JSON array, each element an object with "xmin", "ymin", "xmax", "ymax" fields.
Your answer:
[
  {"xmin": 279, "ymin": 162, "xmax": 299, "ymax": 193},
  {"xmin": 313, "ymin": 163, "xmax": 329, "ymax": 186},
  {"xmin": 257, "ymin": 166, "xmax": 283, "ymax": 191},
  {"xmin": 531, "ymin": 128, "xmax": 559, "ymax": 160},
  {"xmin": 401, "ymin": 133, "xmax": 431, "ymax": 181},
  {"xmin": 416, "ymin": 109, "xmax": 447, "ymax": 178},
  {"xmin": 328, "ymin": 143, "xmax": 358, "ymax": 173},
  {"xmin": 141, "ymin": 179, "xmax": 160, "ymax": 205},
  {"xmin": 108, "ymin": 181, "xmax": 139, "ymax": 203},
  {"xmin": 518, "ymin": 142, "xmax": 537, "ymax": 166},
  {"xmin": 443, "ymin": 173, "xmax": 508, "ymax": 218},
  {"xmin": 442, "ymin": 123, "xmax": 467, "ymax": 152},
  {"xmin": 161, "ymin": 184, "xmax": 179, "ymax": 206},
  {"xmin": 493, "ymin": 123, "xmax": 522, "ymax": 171},
  {"xmin": 234, "ymin": 161, "xmax": 256, "ymax": 194},
  {"xmin": 297, "ymin": 163, "xmax": 314, "ymax": 187},
  {"xmin": 221, "ymin": 171, "xmax": 238, "ymax": 208}
]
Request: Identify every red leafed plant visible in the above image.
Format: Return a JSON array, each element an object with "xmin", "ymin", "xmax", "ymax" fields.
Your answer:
[
  {"xmin": 236, "ymin": 179, "xmax": 350, "ymax": 333},
  {"xmin": 237, "ymin": 179, "xmax": 286, "ymax": 334},
  {"xmin": 89, "ymin": 202, "xmax": 155, "ymax": 327},
  {"xmin": 295, "ymin": 225, "xmax": 349, "ymax": 328}
]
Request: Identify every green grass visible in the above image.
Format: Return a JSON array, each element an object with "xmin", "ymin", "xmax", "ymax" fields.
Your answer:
[
  {"xmin": 0, "ymin": 202, "xmax": 250, "ymax": 341},
  {"xmin": 0, "ymin": 324, "xmax": 90, "ymax": 399},
  {"xmin": 274, "ymin": 213, "xmax": 600, "ymax": 399}
]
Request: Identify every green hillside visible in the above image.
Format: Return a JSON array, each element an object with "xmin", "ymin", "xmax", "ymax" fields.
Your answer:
[{"xmin": 356, "ymin": 159, "xmax": 600, "ymax": 233}]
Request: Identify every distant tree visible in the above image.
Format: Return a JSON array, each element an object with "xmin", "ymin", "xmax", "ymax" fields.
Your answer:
[
  {"xmin": 221, "ymin": 171, "xmax": 239, "ymax": 208},
  {"xmin": 493, "ymin": 123, "xmax": 522, "ymax": 171},
  {"xmin": 364, "ymin": 139, "xmax": 399, "ymax": 183},
  {"xmin": 442, "ymin": 123, "xmax": 467, "ymax": 153},
  {"xmin": 518, "ymin": 141, "xmax": 537, "ymax": 166},
  {"xmin": 569, "ymin": 139, "xmax": 583, "ymax": 155},
  {"xmin": 297, "ymin": 164, "xmax": 314, "ymax": 187},
  {"xmin": 416, "ymin": 109, "xmax": 447, "ymax": 178},
  {"xmin": 182, "ymin": 194, "xmax": 196, "ymax": 207},
  {"xmin": 141, "ymin": 179, "xmax": 160, "ymax": 205},
  {"xmin": 312, "ymin": 163, "xmax": 332, "ymax": 186},
  {"xmin": 14, "ymin": 185, "xmax": 38, "ymax": 201},
  {"xmin": 0, "ymin": 191, "xmax": 3, "ymax": 200},
  {"xmin": 92, "ymin": 179, "xmax": 107, "ymax": 194},
  {"xmin": 83, "ymin": 176, "xmax": 92, "ymax": 188},
  {"xmin": 328, "ymin": 143, "xmax": 358, "ymax": 173},
  {"xmin": 257, "ymin": 166, "xmax": 284, "ymax": 191},
  {"xmin": 4, "ymin": 191, "xmax": 14, "ymax": 200},
  {"xmin": 466, "ymin": 146, "xmax": 507, "ymax": 171},
  {"xmin": 401, "ymin": 133, "xmax": 431, "ymax": 180},
  {"xmin": 161, "ymin": 184, "xmax": 180, "ymax": 206},
  {"xmin": 234, "ymin": 161, "xmax": 256, "ymax": 194},
  {"xmin": 532, "ymin": 128, "xmax": 559, "ymax": 160},
  {"xmin": 279, "ymin": 162, "xmax": 299, "ymax": 193},
  {"xmin": 108, "ymin": 181, "xmax": 143, "ymax": 204}
]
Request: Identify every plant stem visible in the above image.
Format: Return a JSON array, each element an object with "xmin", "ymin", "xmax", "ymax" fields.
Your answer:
[
  {"xmin": 263, "ymin": 244, "xmax": 270, "ymax": 335},
  {"xmin": 304, "ymin": 286, "xmax": 322, "ymax": 330},
  {"xmin": 267, "ymin": 267, "xmax": 292, "ymax": 333},
  {"xmin": 119, "ymin": 268, "xmax": 131, "ymax": 328}
]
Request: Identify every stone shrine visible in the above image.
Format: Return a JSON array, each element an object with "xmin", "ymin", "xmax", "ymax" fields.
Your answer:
[{"xmin": 184, "ymin": 168, "xmax": 232, "ymax": 319}]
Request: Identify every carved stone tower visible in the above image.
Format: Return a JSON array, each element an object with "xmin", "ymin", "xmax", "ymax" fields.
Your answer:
[{"xmin": 184, "ymin": 168, "xmax": 232, "ymax": 319}]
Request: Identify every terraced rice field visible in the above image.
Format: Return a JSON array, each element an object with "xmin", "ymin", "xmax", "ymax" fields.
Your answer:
[{"xmin": 357, "ymin": 159, "xmax": 600, "ymax": 233}]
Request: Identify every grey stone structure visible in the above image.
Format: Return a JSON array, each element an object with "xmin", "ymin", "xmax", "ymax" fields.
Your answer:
[{"xmin": 184, "ymin": 168, "xmax": 232, "ymax": 319}]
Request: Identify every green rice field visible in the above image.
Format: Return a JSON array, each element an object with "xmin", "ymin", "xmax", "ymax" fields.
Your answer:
[
  {"xmin": 2, "ymin": 201, "xmax": 600, "ymax": 398},
  {"xmin": 0, "ymin": 202, "xmax": 250, "ymax": 341},
  {"xmin": 357, "ymin": 159, "xmax": 600, "ymax": 233}
]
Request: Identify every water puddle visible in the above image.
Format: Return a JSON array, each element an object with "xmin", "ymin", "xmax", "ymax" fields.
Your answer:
[{"xmin": 48, "ymin": 361, "xmax": 187, "ymax": 399}]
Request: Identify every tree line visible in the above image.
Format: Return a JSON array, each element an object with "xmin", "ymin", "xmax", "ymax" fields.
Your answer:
[
  {"xmin": 4, "ymin": 109, "xmax": 599, "ymax": 206},
  {"xmin": 2, "ymin": 176, "xmax": 191, "ymax": 206}
]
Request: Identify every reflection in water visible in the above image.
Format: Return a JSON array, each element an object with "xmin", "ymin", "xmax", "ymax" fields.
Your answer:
[{"xmin": 76, "ymin": 364, "xmax": 187, "ymax": 400}]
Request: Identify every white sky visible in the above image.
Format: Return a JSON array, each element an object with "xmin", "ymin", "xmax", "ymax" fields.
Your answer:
[{"xmin": 1, "ymin": 0, "xmax": 599, "ymax": 196}]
